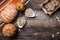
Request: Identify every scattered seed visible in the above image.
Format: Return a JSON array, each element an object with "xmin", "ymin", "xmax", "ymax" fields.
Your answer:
[
  {"xmin": 52, "ymin": 34, "xmax": 55, "ymax": 38},
  {"xmin": 56, "ymin": 16, "xmax": 59, "ymax": 19},
  {"xmin": 34, "ymin": 33, "xmax": 38, "ymax": 35},
  {"xmin": 56, "ymin": 16, "xmax": 60, "ymax": 22},
  {"xmin": 55, "ymin": 34, "xmax": 57, "ymax": 36},
  {"xmin": 56, "ymin": 32, "xmax": 59, "ymax": 35},
  {"xmin": 19, "ymin": 29, "xmax": 21, "ymax": 31}
]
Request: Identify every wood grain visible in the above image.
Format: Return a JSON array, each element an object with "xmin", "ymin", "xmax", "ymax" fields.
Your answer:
[{"xmin": 0, "ymin": 0, "xmax": 60, "ymax": 40}]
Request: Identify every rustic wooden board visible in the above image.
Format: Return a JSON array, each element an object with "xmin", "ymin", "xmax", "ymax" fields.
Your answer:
[{"xmin": 0, "ymin": 0, "xmax": 60, "ymax": 40}]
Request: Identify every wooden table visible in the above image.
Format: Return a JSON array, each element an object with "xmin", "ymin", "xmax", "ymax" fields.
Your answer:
[{"xmin": 0, "ymin": 0, "xmax": 60, "ymax": 40}]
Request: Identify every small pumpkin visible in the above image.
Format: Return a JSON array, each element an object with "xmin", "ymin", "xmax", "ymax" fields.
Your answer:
[
  {"xmin": 2, "ymin": 24, "xmax": 17, "ymax": 38},
  {"xmin": 16, "ymin": 2, "xmax": 25, "ymax": 11}
]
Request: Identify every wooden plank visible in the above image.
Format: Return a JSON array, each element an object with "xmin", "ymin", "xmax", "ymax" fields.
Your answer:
[{"xmin": 0, "ymin": 0, "xmax": 60, "ymax": 40}]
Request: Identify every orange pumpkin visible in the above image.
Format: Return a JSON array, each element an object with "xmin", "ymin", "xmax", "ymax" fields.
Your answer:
[
  {"xmin": 16, "ymin": 2, "xmax": 25, "ymax": 11},
  {"xmin": 2, "ymin": 24, "xmax": 17, "ymax": 38}
]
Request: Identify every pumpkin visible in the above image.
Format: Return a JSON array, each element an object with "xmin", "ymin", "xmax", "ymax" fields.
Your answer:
[
  {"xmin": 0, "ymin": 4, "xmax": 18, "ymax": 23},
  {"xmin": 2, "ymin": 24, "xmax": 17, "ymax": 38},
  {"xmin": 16, "ymin": 2, "xmax": 25, "ymax": 11}
]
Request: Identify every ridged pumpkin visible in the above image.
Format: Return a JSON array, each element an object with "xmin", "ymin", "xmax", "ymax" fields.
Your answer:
[
  {"xmin": 0, "ymin": 4, "xmax": 18, "ymax": 23},
  {"xmin": 2, "ymin": 24, "xmax": 17, "ymax": 38}
]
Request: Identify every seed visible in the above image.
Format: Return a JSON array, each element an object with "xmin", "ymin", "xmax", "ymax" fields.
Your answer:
[{"xmin": 52, "ymin": 34, "xmax": 55, "ymax": 38}]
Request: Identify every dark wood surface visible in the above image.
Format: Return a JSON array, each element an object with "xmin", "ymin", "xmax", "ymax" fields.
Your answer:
[{"xmin": 0, "ymin": 0, "xmax": 60, "ymax": 40}]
